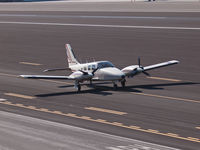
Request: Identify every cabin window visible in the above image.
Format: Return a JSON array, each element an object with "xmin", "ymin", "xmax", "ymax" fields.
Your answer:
[
  {"xmin": 84, "ymin": 67, "xmax": 87, "ymax": 70},
  {"xmin": 92, "ymin": 65, "xmax": 96, "ymax": 70},
  {"xmin": 88, "ymin": 65, "xmax": 92, "ymax": 70}
]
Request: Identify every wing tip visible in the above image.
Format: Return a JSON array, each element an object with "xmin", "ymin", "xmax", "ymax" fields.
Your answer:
[
  {"xmin": 171, "ymin": 60, "xmax": 180, "ymax": 64},
  {"xmin": 18, "ymin": 75, "xmax": 28, "ymax": 78}
]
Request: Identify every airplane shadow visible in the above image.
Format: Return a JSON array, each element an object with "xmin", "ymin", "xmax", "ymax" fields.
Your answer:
[{"xmin": 35, "ymin": 81, "xmax": 199, "ymax": 97}]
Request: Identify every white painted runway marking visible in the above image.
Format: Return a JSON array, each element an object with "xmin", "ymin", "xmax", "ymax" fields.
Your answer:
[
  {"xmin": 0, "ymin": 21, "xmax": 200, "ymax": 30},
  {"xmin": 0, "ymin": 14, "xmax": 168, "ymax": 19},
  {"xmin": 106, "ymin": 144, "xmax": 160, "ymax": 150}
]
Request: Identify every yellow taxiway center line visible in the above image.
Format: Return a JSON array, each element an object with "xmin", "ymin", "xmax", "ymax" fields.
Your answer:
[
  {"xmin": 85, "ymin": 107, "xmax": 127, "ymax": 115},
  {"xmin": 0, "ymin": 101, "xmax": 199, "ymax": 143},
  {"xmin": 131, "ymin": 92, "xmax": 200, "ymax": 104},
  {"xmin": 146, "ymin": 76, "xmax": 181, "ymax": 82},
  {"xmin": 19, "ymin": 62, "xmax": 42, "ymax": 66},
  {"xmin": 0, "ymin": 73, "xmax": 17, "ymax": 77},
  {"xmin": 4, "ymin": 93, "xmax": 36, "ymax": 99}
]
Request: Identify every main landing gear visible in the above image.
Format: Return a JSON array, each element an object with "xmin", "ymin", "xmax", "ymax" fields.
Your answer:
[
  {"xmin": 75, "ymin": 81, "xmax": 81, "ymax": 92},
  {"xmin": 113, "ymin": 79, "xmax": 126, "ymax": 90}
]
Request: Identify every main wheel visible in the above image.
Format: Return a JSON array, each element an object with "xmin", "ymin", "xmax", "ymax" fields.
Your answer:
[
  {"xmin": 113, "ymin": 84, "xmax": 118, "ymax": 90},
  {"xmin": 77, "ymin": 84, "xmax": 81, "ymax": 92},
  {"xmin": 121, "ymin": 79, "xmax": 126, "ymax": 88}
]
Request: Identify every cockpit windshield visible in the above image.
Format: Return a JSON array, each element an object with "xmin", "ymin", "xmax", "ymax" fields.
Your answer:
[{"xmin": 97, "ymin": 61, "xmax": 114, "ymax": 68}]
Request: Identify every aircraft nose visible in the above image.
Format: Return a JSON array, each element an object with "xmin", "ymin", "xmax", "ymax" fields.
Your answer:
[{"xmin": 101, "ymin": 67, "xmax": 125, "ymax": 80}]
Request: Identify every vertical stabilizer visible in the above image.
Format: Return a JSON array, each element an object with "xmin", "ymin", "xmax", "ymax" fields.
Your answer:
[{"xmin": 65, "ymin": 44, "xmax": 80, "ymax": 67}]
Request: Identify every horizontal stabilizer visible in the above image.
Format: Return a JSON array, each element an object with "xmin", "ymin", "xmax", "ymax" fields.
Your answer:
[
  {"xmin": 143, "ymin": 60, "xmax": 179, "ymax": 71},
  {"xmin": 43, "ymin": 68, "xmax": 71, "ymax": 72}
]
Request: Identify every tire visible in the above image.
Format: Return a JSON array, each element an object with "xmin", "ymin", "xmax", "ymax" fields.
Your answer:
[{"xmin": 77, "ymin": 84, "xmax": 81, "ymax": 92}]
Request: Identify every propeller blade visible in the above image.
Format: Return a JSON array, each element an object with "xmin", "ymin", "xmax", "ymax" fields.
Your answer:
[
  {"xmin": 43, "ymin": 68, "xmax": 70, "ymax": 72},
  {"xmin": 79, "ymin": 70, "xmax": 88, "ymax": 75},
  {"xmin": 138, "ymin": 57, "xmax": 141, "ymax": 67},
  {"xmin": 92, "ymin": 67, "xmax": 99, "ymax": 75},
  {"xmin": 142, "ymin": 71, "xmax": 150, "ymax": 76}
]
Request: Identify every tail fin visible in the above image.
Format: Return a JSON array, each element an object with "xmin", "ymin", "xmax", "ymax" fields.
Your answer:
[{"xmin": 65, "ymin": 44, "xmax": 80, "ymax": 67}]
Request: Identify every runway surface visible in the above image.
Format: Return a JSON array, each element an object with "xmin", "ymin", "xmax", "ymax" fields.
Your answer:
[
  {"xmin": 0, "ymin": 111, "xmax": 180, "ymax": 150},
  {"xmin": 0, "ymin": 10, "xmax": 200, "ymax": 150},
  {"xmin": 0, "ymin": 1, "xmax": 200, "ymax": 12}
]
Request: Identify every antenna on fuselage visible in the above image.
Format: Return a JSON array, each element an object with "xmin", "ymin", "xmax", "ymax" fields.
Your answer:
[{"xmin": 92, "ymin": 58, "xmax": 95, "ymax": 62}]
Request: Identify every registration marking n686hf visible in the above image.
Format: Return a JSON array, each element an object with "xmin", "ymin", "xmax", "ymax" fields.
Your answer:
[{"xmin": 85, "ymin": 107, "xmax": 127, "ymax": 115}]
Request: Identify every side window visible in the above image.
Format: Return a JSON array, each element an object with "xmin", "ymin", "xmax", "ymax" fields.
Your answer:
[
  {"xmin": 88, "ymin": 65, "xmax": 91, "ymax": 70},
  {"xmin": 92, "ymin": 65, "xmax": 96, "ymax": 70}
]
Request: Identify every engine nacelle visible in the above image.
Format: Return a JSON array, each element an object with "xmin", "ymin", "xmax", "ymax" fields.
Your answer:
[
  {"xmin": 69, "ymin": 71, "xmax": 93, "ymax": 81},
  {"xmin": 121, "ymin": 65, "xmax": 142, "ymax": 77}
]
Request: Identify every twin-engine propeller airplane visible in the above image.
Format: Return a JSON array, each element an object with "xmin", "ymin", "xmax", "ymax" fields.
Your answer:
[{"xmin": 20, "ymin": 44, "xmax": 179, "ymax": 92}]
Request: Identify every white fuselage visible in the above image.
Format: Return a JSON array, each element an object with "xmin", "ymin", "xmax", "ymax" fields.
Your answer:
[{"xmin": 69, "ymin": 61, "xmax": 125, "ymax": 81}]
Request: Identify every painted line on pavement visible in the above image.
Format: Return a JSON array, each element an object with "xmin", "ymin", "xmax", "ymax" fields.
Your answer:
[
  {"xmin": 0, "ymin": 21, "xmax": 200, "ymax": 30},
  {"xmin": 0, "ymin": 101, "xmax": 199, "ymax": 143},
  {"xmin": 131, "ymin": 92, "xmax": 200, "ymax": 104},
  {"xmin": 196, "ymin": 127, "xmax": 200, "ymax": 130},
  {"xmin": 4, "ymin": 93, "xmax": 36, "ymax": 99},
  {"xmin": 0, "ymin": 73, "xmax": 17, "ymax": 77},
  {"xmin": 146, "ymin": 76, "xmax": 181, "ymax": 82},
  {"xmin": 19, "ymin": 62, "xmax": 42, "ymax": 66},
  {"xmin": 0, "ymin": 111, "xmax": 181, "ymax": 150},
  {"xmin": 85, "ymin": 107, "xmax": 127, "ymax": 115}
]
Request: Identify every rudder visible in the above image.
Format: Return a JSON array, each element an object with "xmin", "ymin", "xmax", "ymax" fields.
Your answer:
[{"xmin": 65, "ymin": 44, "xmax": 79, "ymax": 67}]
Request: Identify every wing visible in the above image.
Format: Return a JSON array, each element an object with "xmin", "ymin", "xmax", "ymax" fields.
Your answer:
[
  {"xmin": 19, "ymin": 75, "xmax": 74, "ymax": 80},
  {"xmin": 143, "ymin": 60, "xmax": 179, "ymax": 71},
  {"xmin": 121, "ymin": 60, "xmax": 179, "ymax": 77}
]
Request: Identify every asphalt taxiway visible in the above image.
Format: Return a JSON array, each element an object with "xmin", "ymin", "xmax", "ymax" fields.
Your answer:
[{"xmin": 0, "ymin": 6, "xmax": 200, "ymax": 150}]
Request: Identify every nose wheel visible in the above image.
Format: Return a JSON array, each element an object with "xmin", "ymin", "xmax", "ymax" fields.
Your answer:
[{"xmin": 113, "ymin": 82, "xmax": 118, "ymax": 90}]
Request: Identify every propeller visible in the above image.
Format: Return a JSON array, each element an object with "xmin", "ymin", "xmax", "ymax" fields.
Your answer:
[
  {"xmin": 137, "ymin": 57, "xmax": 150, "ymax": 76},
  {"xmin": 78, "ymin": 70, "xmax": 89, "ymax": 75},
  {"xmin": 92, "ymin": 67, "xmax": 99, "ymax": 76},
  {"xmin": 142, "ymin": 71, "xmax": 150, "ymax": 76},
  {"xmin": 138, "ymin": 57, "xmax": 141, "ymax": 68},
  {"xmin": 78, "ymin": 67, "xmax": 99, "ymax": 76}
]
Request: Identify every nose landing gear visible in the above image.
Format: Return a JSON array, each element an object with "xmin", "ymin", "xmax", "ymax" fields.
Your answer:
[
  {"xmin": 121, "ymin": 79, "xmax": 126, "ymax": 88},
  {"xmin": 112, "ymin": 82, "xmax": 118, "ymax": 90}
]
